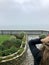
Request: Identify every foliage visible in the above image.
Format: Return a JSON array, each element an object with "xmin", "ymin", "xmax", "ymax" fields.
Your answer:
[
  {"xmin": 9, "ymin": 35, "xmax": 16, "ymax": 41},
  {"xmin": 0, "ymin": 35, "xmax": 11, "ymax": 45},
  {"xmin": 0, "ymin": 33, "xmax": 26, "ymax": 56},
  {"xmin": 9, "ymin": 38, "xmax": 22, "ymax": 48},
  {"xmin": 15, "ymin": 32, "xmax": 24, "ymax": 39},
  {"xmin": 17, "ymin": 48, "xmax": 24, "ymax": 55},
  {"xmin": 39, "ymin": 34, "xmax": 46, "ymax": 39},
  {"xmin": 22, "ymin": 42, "xmax": 26, "ymax": 47}
]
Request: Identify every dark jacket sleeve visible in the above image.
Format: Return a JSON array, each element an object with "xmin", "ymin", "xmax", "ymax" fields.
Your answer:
[
  {"xmin": 28, "ymin": 38, "xmax": 42, "ymax": 65},
  {"xmin": 29, "ymin": 38, "xmax": 42, "ymax": 45}
]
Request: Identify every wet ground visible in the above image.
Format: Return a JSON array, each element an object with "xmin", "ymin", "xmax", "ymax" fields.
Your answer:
[
  {"xmin": 21, "ymin": 35, "xmax": 42, "ymax": 65},
  {"xmin": 21, "ymin": 43, "xmax": 34, "ymax": 65}
]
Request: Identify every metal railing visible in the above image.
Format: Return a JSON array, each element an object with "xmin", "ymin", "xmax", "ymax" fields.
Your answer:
[{"xmin": 0, "ymin": 30, "xmax": 49, "ymax": 35}]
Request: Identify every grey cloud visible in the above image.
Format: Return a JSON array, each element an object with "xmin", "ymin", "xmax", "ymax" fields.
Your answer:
[{"xmin": 0, "ymin": 0, "xmax": 49, "ymax": 30}]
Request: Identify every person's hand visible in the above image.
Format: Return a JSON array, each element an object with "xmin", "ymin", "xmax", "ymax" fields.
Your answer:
[{"xmin": 41, "ymin": 36, "xmax": 49, "ymax": 43}]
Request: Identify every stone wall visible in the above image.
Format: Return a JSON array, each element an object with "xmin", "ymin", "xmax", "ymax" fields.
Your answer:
[
  {"xmin": 0, "ymin": 45, "xmax": 27, "ymax": 65},
  {"xmin": 0, "ymin": 32, "xmax": 27, "ymax": 65}
]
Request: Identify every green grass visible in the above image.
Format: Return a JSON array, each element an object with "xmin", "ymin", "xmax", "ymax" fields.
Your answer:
[
  {"xmin": 0, "ymin": 35, "xmax": 11, "ymax": 45},
  {"xmin": 0, "ymin": 34, "xmax": 25, "ymax": 56}
]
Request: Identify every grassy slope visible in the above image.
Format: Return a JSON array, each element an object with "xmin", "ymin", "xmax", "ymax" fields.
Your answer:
[{"xmin": 0, "ymin": 35, "xmax": 11, "ymax": 45}]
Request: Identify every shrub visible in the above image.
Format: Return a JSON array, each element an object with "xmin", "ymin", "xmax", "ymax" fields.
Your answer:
[
  {"xmin": 39, "ymin": 34, "xmax": 46, "ymax": 39},
  {"xmin": 0, "ymin": 45, "xmax": 4, "ymax": 51},
  {"xmin": 2, "ymin": 39, "xmax": 22, "ymax": 49},
  {"xmin": 10, "ymin": 39, "xmax": 16, "ymax": 47},
  {"xmin": 2, "ymin": 40, "xmax": 13, "ymax": 49},
  {"xmin": 0, "ymin": 51, "xmax": 2, "ymax": 56},
  {"xmin": 0, "ymin": 58, "xmax": 2, "ymax": 61},
  {"xmin": 0, "ymin": 45, "xmax": 8, "ymax": 56},
  {"xmin": 9, "ymin": 38, "xmax": 22, "ymax": 48},
  {"xmin": 22, "ymin": 42, "xmax": 25, "ymax": 47},
  {"xmin": 9, "ymin": 46, "xmax": 19, "ymax": 54},
  {"xmin": 0, "ymin": 34, "xmax": 25, "ymax": 56},
  {"xmin": 15, "ymin": 33, "xmax": 24, "ymax": 39},
  {"xmin": 1, "ymin": 46, "xmax": 19, "ymax": 56},
  {"xmin": 2, "ymin": 49, "xmax": 10, "ymax": 56},
  {"xmin": 9, "ymin": 35, "xmax": 16, "ymax": 41},
  {"xmin": 17, "ymin": 48, "xmax": 24, "ymax": 55},
  {"xmin": 22, "ymin": 35, "xmax": 26, "ymax": 42},
  {"xmin": 15, "ymin": 39, "xmax": 22, "ymax": 48},
  {"xmin": 0, "ymin": 39, "xmax": 22, "ymax": 56}
]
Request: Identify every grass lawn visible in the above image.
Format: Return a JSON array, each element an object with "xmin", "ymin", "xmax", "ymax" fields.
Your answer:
[{"xmin": 0, "ymin": 35, "xmax": 11, "ymax": 45}]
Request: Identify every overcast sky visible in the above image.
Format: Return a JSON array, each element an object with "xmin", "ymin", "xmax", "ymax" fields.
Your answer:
[{"xmin": 0, "ymin": 0, "xmax": 49, "ymax": 30}]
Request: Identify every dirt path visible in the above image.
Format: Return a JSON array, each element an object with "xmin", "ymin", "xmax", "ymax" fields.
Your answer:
[
  {"xmin": 21, "ymin": 35, "xmax": 36, "ymax": 65},
  {"xmin": 21, "ymin": 43, "xmax": 34, "ymax": 65},
  {"xmin": 21, "ymin": 35, "xmax": 42, "ymax": 65}
]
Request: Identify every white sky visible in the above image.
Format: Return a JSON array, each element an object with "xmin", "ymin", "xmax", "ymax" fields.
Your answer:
[{"xmin": 0, "ymin": 0, "xmax": 49, "ymax": 30}]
